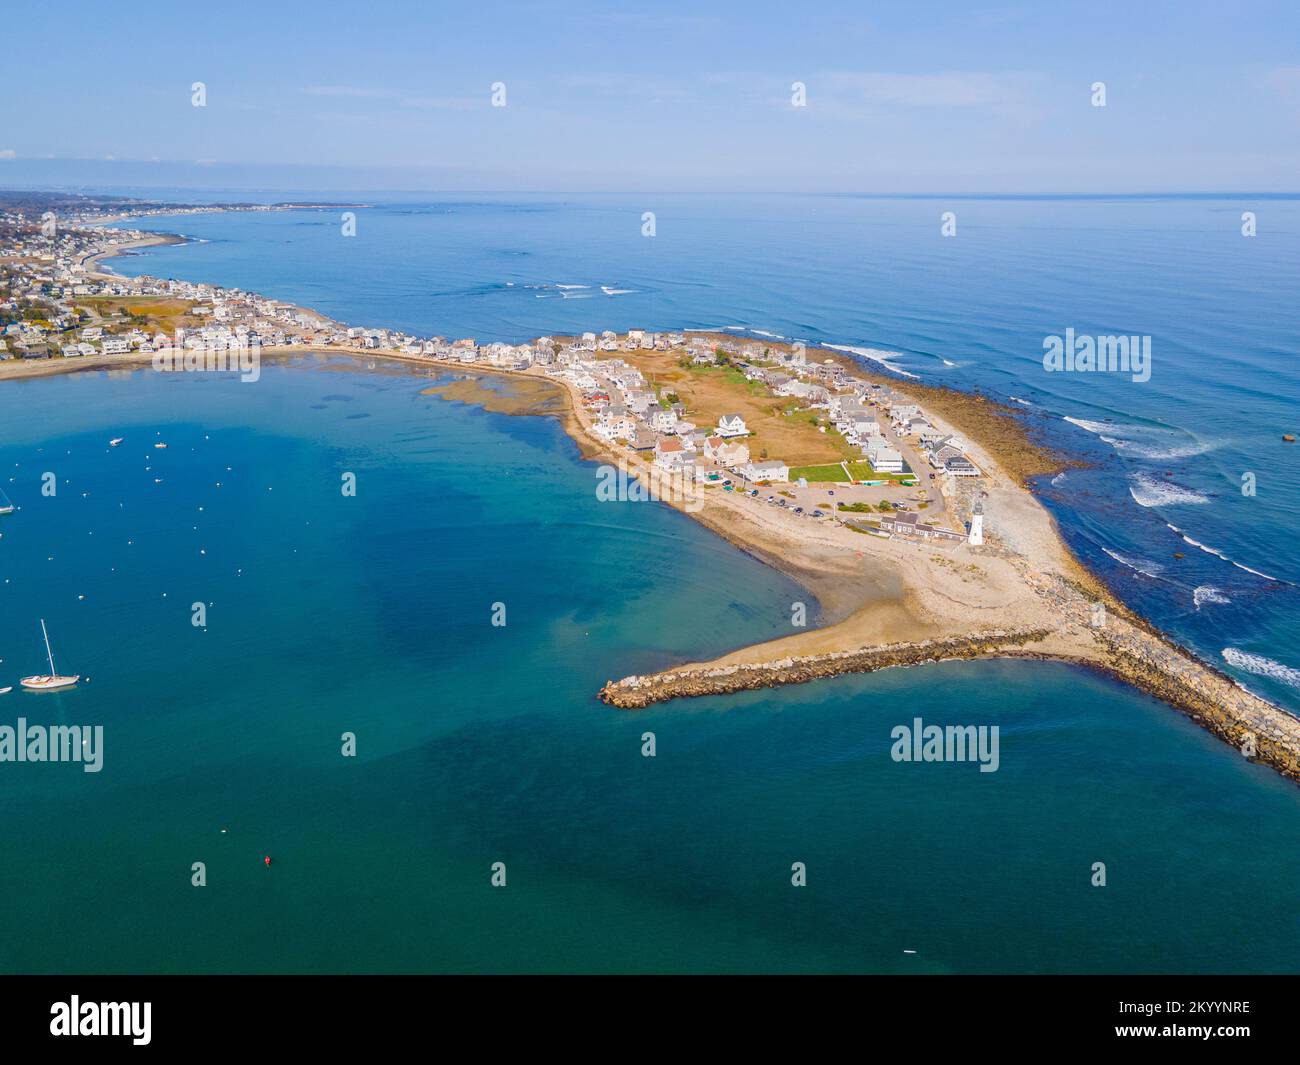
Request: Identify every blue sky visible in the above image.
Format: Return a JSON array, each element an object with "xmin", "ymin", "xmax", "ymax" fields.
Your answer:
[{"xmin": 3, "ymin": 0, "xmax": 1298, "ymax": 193}]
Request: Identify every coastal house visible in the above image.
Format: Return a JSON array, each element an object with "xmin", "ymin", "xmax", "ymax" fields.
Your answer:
[
  {"xmin": 740, "ymin": 459, "xmax": 789, "ymax": 483},
  {"xmin": 654, "ymin": 437, "xmax": 696, "ymax": 472},
  {"xmin": 649, "ymin": 409, "xmax": 678, "ymax": 433},
  {"xmin": 880, "ymin": 510, "xmax": 965, "ymax": 542},
  {"xmin": 864, "ymin": 441, "xmax": 904, "ymax": 473},
  {"xmin": 704, "ymin": 437, "xmax": 750, "ymax": 468},
  {"xmin": 595, "ymin": 415, "xmax": 638, "ymax": 442},
  {"xmin": 715, "ymin": 413, "xmax": 749, "ymax": 438}
]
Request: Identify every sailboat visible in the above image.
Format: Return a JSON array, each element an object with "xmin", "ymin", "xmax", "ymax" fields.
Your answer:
[
  {"xmin": 20, "ymin": 619, "xmax": 80, "ymax": 691},
  {"xmin": 0, "ymin": 486, "xmax": 14, "ymax": 516}
]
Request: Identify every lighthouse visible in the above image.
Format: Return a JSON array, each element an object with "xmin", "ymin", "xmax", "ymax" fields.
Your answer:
[{"xmin": 968, "ymin": 501, "xmax": 984, "ymax": 546}]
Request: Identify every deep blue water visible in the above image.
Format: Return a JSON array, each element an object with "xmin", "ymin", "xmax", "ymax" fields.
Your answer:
[{"xmin": 108, "ymin": 194, "xmax": 1300, "ymax": 710}]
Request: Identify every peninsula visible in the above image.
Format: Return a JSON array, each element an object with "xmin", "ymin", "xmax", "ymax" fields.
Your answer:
[{"xmin": 3, "ymin": 194, "xmax": 1297, "ymax": 785}]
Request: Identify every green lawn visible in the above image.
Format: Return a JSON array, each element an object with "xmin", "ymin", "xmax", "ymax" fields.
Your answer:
[
  {"xmin": 788, "ymin": 463, "xmax": 850, "ymax": 483},
  {"xmin": 846, "ymin": 460, "xmax": 917, "ymax": 483}
]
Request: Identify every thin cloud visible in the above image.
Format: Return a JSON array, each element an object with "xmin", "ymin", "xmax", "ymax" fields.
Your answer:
[
  {"xmin": 820, "ymin": 71, "xmax": 1039, "ymax": 108},
  {"xmin": 301, "ymin": 85, "xmax": 482, "ymax": 110}
]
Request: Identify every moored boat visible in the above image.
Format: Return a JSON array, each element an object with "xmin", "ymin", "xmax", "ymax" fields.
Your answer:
[{"xmin": 19, "ymin": 619, "xmax": 79, "ymax": 691}]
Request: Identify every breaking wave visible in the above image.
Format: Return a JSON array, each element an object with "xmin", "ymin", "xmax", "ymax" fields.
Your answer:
[
  {"xmin": 1062, "ymin": 416, "xmax": 1217, "ymax": 460},
  {"xmin": 1222, "ymin": 648, "xmax": 1300, "ymax": 689},
  {"xmin": 824, "ymin": 344, "xmax": 921, "ymax": 379},
  {"xmin": 1193, "ymin": 585, "xmax": 1230, "ymax": 608},
  {"xmin": 1128, "ymin": 472, "xmax": 1210, "ymax": 507},
  {"xmin": 1103, "ymin": 548, "xmax": 1164, "ymax": 578},
  {"xmin": 1167, "ymin": 523, "xmax": 1281, "ymax": 581}
]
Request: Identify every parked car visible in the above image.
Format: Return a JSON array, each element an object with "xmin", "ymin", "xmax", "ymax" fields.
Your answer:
[{"xmin": 793, "ymin": 506, "xmax": 804, "ymax": 515}]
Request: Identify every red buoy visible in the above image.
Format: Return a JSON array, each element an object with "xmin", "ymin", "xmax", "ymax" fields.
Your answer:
[{"xmin": 264, "ymin": 855, "xmax": 272, "ymax": 867}]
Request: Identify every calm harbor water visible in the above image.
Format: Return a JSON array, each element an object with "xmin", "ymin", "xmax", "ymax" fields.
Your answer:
[{"xmin": 0, "ymin": 194, "xmax": 1296, "ymax": 972}]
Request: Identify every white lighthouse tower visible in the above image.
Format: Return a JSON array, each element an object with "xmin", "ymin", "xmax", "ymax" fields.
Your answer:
[{"xmin": 968, "ymin": 500, "xmax": 984, "ymax": 546}]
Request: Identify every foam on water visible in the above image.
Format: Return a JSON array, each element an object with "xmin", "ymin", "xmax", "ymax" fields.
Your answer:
[
  {"xmin": 824, "ymin": 343, "xmax": 921, "ymax": 378},
  {"xmin": 1193, "ymin": 585, "xmax": 1230, "ymax": 608},
  {"xmin": 1128, "ymin": 473, "xmax": 1210, "ymax": 507},
  {"xmin": 1103, "ymin": 548, "xmax": 1164, "ymax": 578},
  {"xmin": 1222, "ymin": 648, "xmax": 1300, "ymax": 689}
]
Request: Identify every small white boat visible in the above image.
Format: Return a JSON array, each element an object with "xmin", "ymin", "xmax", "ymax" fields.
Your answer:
[
  {"xmin": 0, "ymin": 487, "xmax": 13, "ymax": 516},
  {"xmin": 110, "ymin": 437, "xmax": 124, "ymax": 447},
  {"xmin": 0, "ymin": 687, "xmax": 11, "ymax": 695},
  {"xmin": 154, "ymin": 442, "xmax": 168, "ymax": 450},
  {"xmin": 20, "ymin": 619, "xmax": 79, "ymax": 691}
]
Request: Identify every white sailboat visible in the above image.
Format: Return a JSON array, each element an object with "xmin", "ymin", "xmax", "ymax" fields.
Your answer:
[
  {"xmin": 0, "ymin": 486, "xmax": 14, "ymax": 516},
  {"xmin": 20, "ymin": 619, "xmax": 79, "ymax": 691}
]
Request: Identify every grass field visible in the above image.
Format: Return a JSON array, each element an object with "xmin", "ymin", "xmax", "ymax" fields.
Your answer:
[
  {"xmin": 788, "ymin": 462, "xmax": 850, "ymax": 483},
  {"xmin": 846, "ymin": 460, "xmax": 918, "ymax": 483}
]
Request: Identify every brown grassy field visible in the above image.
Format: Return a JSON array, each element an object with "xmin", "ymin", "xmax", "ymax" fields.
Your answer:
[
  {"xmin": 606, "ymin": 347, "xmax": 855, "ymax": 465},
  {"xmin": 75, "ymin": 296, "xmax": 200, "ymax": 335}
]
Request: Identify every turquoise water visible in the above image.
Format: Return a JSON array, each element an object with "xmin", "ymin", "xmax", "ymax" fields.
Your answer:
[{"xmin": 2, "ymin": 360, "xmax": 1299, "ymax": 973}]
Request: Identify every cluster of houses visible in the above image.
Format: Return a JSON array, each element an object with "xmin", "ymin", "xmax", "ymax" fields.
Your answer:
[
  {"xmin": 1, "ymin": 208, "xmax": 989, "ymax": 545},
  {"xmin": 540, "ymin": 332, "xmax": 985, "ymax": 506}
]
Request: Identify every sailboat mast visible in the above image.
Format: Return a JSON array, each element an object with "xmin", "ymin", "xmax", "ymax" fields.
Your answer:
[{"xmin": 41, "ymin": 618, "xmax": 56, "ymax": 675}]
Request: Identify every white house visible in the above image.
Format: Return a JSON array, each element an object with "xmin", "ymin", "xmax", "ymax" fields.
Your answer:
[
  {"xmin": 715, "ymin": 413, "xmax": 749, "ymax": 438},
  {"xmin": 865, "ymin": 441, "xmax": 904, "ymax": 473},
  {"xmin": 649, "ymin": 408, "xmax": 678, "ymax": 432},
  {"xmin": 704, "ymin": 437, "xmax": 750, "ymax": 468},
  {"xmin": 654, "ymin": 437, "xmax": 695, "ymax": 472},
  {"xmin": 741, "ymin": 459, "xmax": 789, "ymax": 483}
]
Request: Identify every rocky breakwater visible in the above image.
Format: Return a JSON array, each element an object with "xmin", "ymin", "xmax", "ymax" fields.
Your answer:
[
  {"xmin": 598, "ymin": 629, "xmax": 1054, "ymax": 709},
  {"xmin": 1092, "ymin": 624, "xmax": 1300, "ymax": 784}
]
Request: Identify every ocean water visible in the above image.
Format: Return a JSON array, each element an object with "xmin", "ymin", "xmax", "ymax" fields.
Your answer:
[{"xmin": 0, "ymin": 195, "xmax": 1296, "ymax": 973}]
